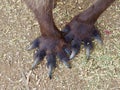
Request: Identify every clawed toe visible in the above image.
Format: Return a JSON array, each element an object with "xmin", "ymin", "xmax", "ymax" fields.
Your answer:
[
  {"xmin": 46, "ymin": 53, "xmax": 56, "ymax": 79},
  {"xmin": 26, "ymin": 37, "xmax": 40, "ymax": 51},
  {"xmin": 32, "ymin": 50, "xmax": 46, "ymax": 69},
  {"xmin": 69, "ymin": 39, "xmax": 81, "ymax": 59}
]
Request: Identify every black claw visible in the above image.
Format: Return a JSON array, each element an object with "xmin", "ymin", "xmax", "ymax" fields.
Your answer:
[
  {"xmin": 69, "ymin": 39, "xmax": 81, "ymax": 59},
  {"xmin": 48, "ymin": 65, "xmax": 53, "ymax": 79},
  {"xmin": 49, "ymin": 75, "xmax": 52, "ymax": 79},
  {"xmin": 27, "ymin": 37, "xmax": 40, "ymax": 51},
  {"xmin": 46, "ymin": 54, "xmax": 56, "ymax": 79},
  {"xmin": 32, "ymin": 50, "xmax": 46, "ymax": 69},
  {"xmin": 69, "ymin": 48, "xmax": 79, "ymax": 59}
]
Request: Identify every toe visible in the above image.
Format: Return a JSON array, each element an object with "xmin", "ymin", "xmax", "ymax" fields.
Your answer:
[
  {"xmin": 46, "ymin": 53, "xmax": 56, "ymax": 79},
  {"xmin": 32, "ymin": 50, "xmax": 46, "ymax": 69},
  {"xmin": 27, "ymin": 37, "xmax": 40, "ymax": 51},
  {"xmin": 84, "ymin": 39, "xmax": 93, "ymax": 60},
  {"xmin": 69, "ymin": 39, "xmax": 81, "ymax": 59}
]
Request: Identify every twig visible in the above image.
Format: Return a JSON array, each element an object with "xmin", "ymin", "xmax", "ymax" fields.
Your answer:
[{"xmin": 20, "ymin": 69, "xmax": 31, "ymax": 90}]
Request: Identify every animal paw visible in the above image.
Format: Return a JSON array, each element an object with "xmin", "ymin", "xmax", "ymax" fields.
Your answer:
[
  {"xmin": 26, "ymin": 36, "xmax": 71, "ymax": 79},
  {"xmin": 62, "ymin": 15, "xmax": 103, "ymax": 60}
]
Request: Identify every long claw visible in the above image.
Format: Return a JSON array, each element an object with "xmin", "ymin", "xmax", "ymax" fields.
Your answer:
[
  {"xmin": 48, "ymin": 64, "xmax": 53, "ymax": 79},
  {"xmin": 32, "ymin": 50, "xmax": 46, "ymax": 69},
  {"xmin": 32, "ymin": 57, "xmax": 40, "ymax": 69},
  {"xmin": 26, "ymin": 37, "xmax": 40, "ymax": 51},
  {"xmin": 84, "ymin": 41, "xmax": 93, "ymax": 60},
  {"xmin": 69, "ymin": 39, "xmax": 81, "ymax": 59},
  {"xmin": 69, "ymin": 48, "xmax": 78, "ymax": 59},
  {"xmin": 46, "ymin": 54, "xmax": 56, "ymax": 79}
]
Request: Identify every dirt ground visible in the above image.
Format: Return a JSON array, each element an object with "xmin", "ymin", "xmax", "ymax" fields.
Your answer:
[{"xmin": 0, "ymin": 0, "xmax": 120, "ymax": 90}]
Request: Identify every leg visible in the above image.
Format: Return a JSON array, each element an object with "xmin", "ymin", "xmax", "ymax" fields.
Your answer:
[
  {"xmin": 62, "ymin": 0, "xmax": 115, "ymax": 59},
  {"xmin": 24, "ymin": 0, "xmax": 71, "ymax": 79}
]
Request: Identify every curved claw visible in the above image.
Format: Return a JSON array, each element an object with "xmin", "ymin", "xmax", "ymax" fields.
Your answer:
[
  {"xmin": 46, "ymin": 54, "xmax": 56, "ymax": 79},
  {"xmin": 32, "ymin": 50, "xmax": 46, "ymax": 69},
  {"xmin": 69, "ymin": 48, "xmax": 78, "ymax": 59},
  {"xmin": 48, "ymin": 64, "xmax": 54, "ymax": 79},
  {"xmin": 84, "ymin": 40, "xmax": 93, "ymax": 60},
  {"xmin": 32, "ymin": 57, "xmax": 40, "ymax": 70},
  {"xmin": 26, "ymin": 37, "xmax": 40, "ymax": 51},
  {"xmin": 69, "ymin": 39, "xmax": 81, "ymax": 59}
]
